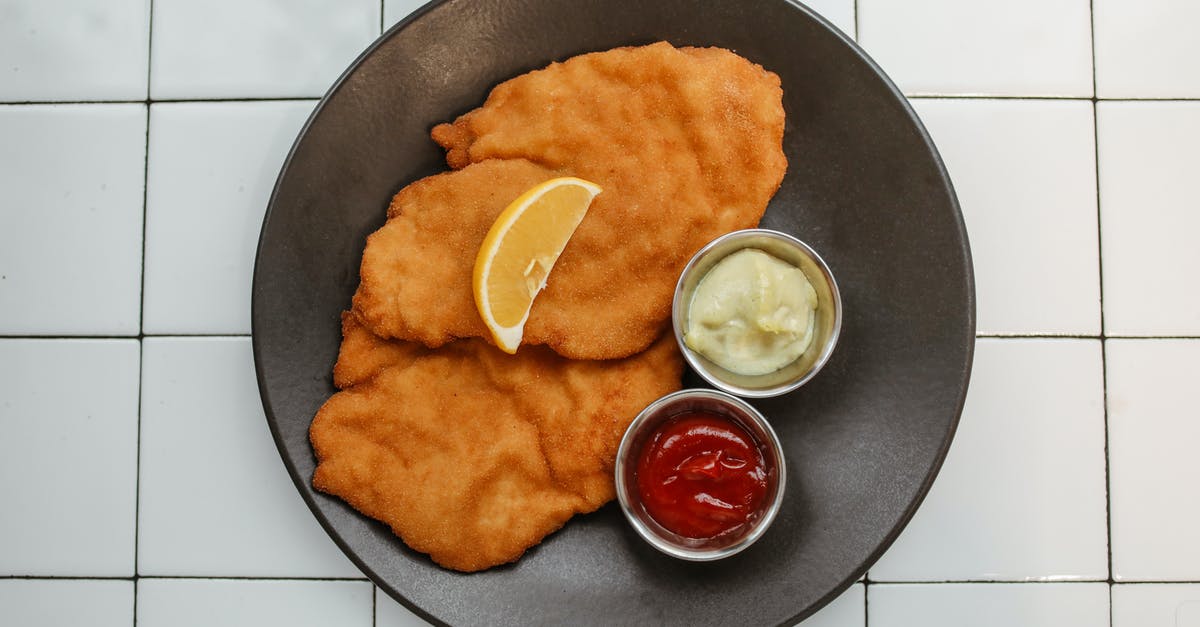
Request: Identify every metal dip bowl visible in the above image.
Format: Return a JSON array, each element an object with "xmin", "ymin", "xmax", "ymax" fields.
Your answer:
[
  {"xmin": 672, "ymin": 229, "xmax": 843, "ymax": 398},
  {"xmin": 614, "ymin": 389, "xmax": 786, "ymax": 561}
]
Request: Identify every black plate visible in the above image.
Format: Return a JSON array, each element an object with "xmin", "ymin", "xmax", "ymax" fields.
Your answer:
[{"xmin": 251, "ymin": 0, "xmax": 974, "ymax": 624}]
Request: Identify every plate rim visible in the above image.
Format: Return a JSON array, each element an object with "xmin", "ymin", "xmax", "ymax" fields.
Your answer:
[{"xmin": 250, "ymin": 0, "xmax": 976, "ymax": 623}]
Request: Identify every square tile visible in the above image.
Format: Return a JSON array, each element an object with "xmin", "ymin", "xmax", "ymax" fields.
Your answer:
[
  {"xmin": 376, "ymin": 587, "xmax": 432, "ymax": 627},
  {"xmin": 150, "ymin": 0, "xmax": 379, "ymax": 99},
  {"xmin": 911, "ymin": 99, "xmax": 1101, "ymax": 336},
  {"xmin": 0, "ymin": 340, "xmax": 139, "ymax": 576},
  {"xmin": 1095, "ymin": 0, "xmax": 1200, "ymax": 98},
  {"xmin": 1108, "ymin": 339, "xmax": 1200, "ymax": 581},
  {"xmin": 0, "ymin": 0, "xmax": 149, "ymax": 101},
  {"xmin": 0, "ymin": 104, "xmax": 145, "ymax": 335},
  {"xmin": 0, "ymin": 579, "xmax": 133, "ymax": 627},
  {"xmin": 794, "ymin": 0, "xmax": 856, "ymax": 38},
  {"xmin": 868, "ymin": 583, "xmax": 1109, "ymax": 627},
  {"xmin": 383, "ymin": 0, "xmax": 426, "ymax": 29},
  {"xmin": 137, "ymin": 338, "xmax": 361, "ymax": 577},
  {"xmin": 795, "ymin": 583, "xmax": 864, "ymax": 627},
  {"xmin": 1113, "ymin": 584, "xmax": 1200, "ymax": 627},
  {"xmin": 871, "ymin": 339, "xmax": 1107, "ymax": 581},
  {"xmin": 857, "ymin": 0, "xmax": 1092, "ymax": 96},
  {"xmin": 137, "ymin": 579, "xmax": 372, "ymax": 627},
  {"xmin": 1097, "ymin": 102, "xmax": 1200, "ymax": 336},
  {"xmin": 143, "ymin": 101, "xmax": 315, "ymax": 334}
]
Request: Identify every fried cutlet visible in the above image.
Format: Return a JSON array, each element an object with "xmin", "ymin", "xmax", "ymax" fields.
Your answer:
[
  {"xmin": 351, "ymin": 42, "xmax": 787, "ymax": 360},
  {"xmin": 352, "ymin": 159, "xmax": 561, "ymax": 352},
  {"xmin": 311, "ymin": 314, "xmax": 683, "ymax": 572}
]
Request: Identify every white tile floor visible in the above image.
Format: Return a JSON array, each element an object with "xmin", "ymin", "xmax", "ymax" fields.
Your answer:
[{"xmin": 1, "ymin": 0, "xmax": 1197, "ymax": 625}]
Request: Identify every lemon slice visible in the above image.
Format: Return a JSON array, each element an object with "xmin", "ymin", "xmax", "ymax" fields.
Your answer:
[{"xmin": 473, "ymin": 177, "xmax": 602, "ymax": 353}]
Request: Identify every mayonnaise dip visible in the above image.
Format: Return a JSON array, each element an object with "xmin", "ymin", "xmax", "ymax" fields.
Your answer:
[{"xmin": 683, "ymin": 248, "xmax": 818, "ymax": 376}]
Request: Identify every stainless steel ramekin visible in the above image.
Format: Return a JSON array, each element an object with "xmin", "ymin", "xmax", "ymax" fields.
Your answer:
[
  {"xmin": 614, "ymin": 389, "xmax": 786, "ymax": 561},
  {"xmin": 672, "ymin": 229, "xmax": 842, "ymax": 398}
]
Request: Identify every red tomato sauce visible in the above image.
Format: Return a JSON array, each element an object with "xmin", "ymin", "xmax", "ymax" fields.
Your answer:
[{"xmin": 635, "ymin": 412, "xmax": 770, "ymax": 539}]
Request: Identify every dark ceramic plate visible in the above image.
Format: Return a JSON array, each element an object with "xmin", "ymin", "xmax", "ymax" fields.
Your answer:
[{"xmin": 251, "ymin": 0, "xmax": 974, "ymax": 624}]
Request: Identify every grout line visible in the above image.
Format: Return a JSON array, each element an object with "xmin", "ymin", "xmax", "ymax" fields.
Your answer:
[
  {"xmin": 2, "ymin": 576, "xmax": 137, "ymax": 581},
  {"xmin": 140, "ymin": 576, "xmax": 373, "ymax": 582},
  {"xmin": 0, "ymin": 335, "xmax": 141, "ymax": 340},
  {"xmin": 1103, "ymin": 335, "xmax": 1200, "ymax": 340},
  {"xmin": 0, "ymin": 97, "xmax": 322, "ymax": 106},
  {"xmin": 977, "ymin": 334, "xmax": 1200, "ymax": 340},
  {"xmin": 140, "ymin": 333, "xmax": 253, "ymax": 338},
  {"xmin": 135, "ymin": 0, "xmax": 153, "ymax": 616},
  {"xmin": 977, "ymin": 333, "xmax": 1101, "ymax": 340},
  {"xmin": 1090, "ymin": 0, "xmax": 1099, "ymax": 100},
  {"xmin": 133, "ymin": 336, "xmax": 145, "ymax": 623},
  {"xmin": 905, "ymin": 95, "xmax": 1200, "ymax": 102},
  {"xmin": 872, "ymin": 580, "xmax": 1200, "ymax": 585},
  {"xmin": 867, "ymin": 579, "xmax": 1113, "ymax": 585},
  {"xmin": 1088, "ymin": 0, "xmax": 1116, "ymax": 608},
  {"xmin": 0, "ymin": 334, "xmax": 253, "ymax": 340},
  {"xmin": 145, "ymin": 0, "xmax": 154, "ymax": 102},
  {"xmin": 380, "ymin": 0, "xmax": 385, "ymax": 35},
  {"xmin": 853, "ymin": 0, "xmax": 859, "ymax": 41},
  {"xmin": 906, "ymin": 94, "xmax": 1091, "ymax": 101},
  {"xmin": 373, "ymin": 585, "xmax": 378, "ymax": 627},
  {"xmin": 863, "ymin": 580, "xmax": 869, "ymax": 627},
  {"xmin": 152, "ymin": 96, "xmax": 324, "ymax": 104},
  {"xmin": 0, "ymin": 99, "xmax": 147, "ymax": 106},
  {"xmin": 0, "ymin": 575, "xmax": 372, "ymax": 582}
]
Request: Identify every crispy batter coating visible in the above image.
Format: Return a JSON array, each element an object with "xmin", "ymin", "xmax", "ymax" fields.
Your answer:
[
  {"xmin": 352, "ymin": 159, "xmax": 560, "ymax": 350},
  {"xmin": 311, "ymin": 315, "xmax": 683, "ymax": 572},
  {"xmin": 352, "ymin": 42, "xmax": 786, "ymax": 360}
]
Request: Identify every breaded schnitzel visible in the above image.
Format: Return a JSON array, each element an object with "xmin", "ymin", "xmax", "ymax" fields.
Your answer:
[
  {"xmin": 311, "ymin": 314, "xmax": 683, "ymax": 572},
  {"xmin": 352, "ymin": 42, "xmax": 786, "ymax": 360},
  {"xmin": 352, "ymin": 159, "xmax": 561, "ymax": 351}
]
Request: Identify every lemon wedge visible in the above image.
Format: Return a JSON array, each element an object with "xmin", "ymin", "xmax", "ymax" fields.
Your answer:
[{"xmin": 473, "ymin": 177, "xmax": 602, "ymax": 353}]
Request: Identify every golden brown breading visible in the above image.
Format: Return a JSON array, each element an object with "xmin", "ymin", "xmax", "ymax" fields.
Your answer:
[
  {"xmin": 351, "ymin": 159, "xmax": 561, "ymax": 352},
  {"xmin": 332, "ymin": 310, "xmax": 430, "ymax": 389},
  {"xmin": 311, "ymin": 317, "xmax": 683, "ymax": 572},
  {"xmin": 351, "ymin": 42, "xmax": 786, "ymax": 360}
]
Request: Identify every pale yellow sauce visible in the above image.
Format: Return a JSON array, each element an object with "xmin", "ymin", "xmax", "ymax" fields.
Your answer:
[{"xmin": 684, "ymin": 248, "xmax": 818, "ymax": 376}]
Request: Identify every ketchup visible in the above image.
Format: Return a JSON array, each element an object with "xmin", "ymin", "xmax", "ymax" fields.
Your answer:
[{"xmin": 635, "ymin": 412, "xmax": 770, "ymax": 539}]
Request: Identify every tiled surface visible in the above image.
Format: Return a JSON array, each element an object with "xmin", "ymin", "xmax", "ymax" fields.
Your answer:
[
  {"xmin": 795, "ymin": 583, "xmax": 865, "ymax": 627},
  {"xmin": 0, "ymin": 104, "xmax": 146, "ymax": 335},
  {"xmin": 143, "ymin": 101, "xmax": 315, "ymax": 334},
  {"xmin": 1094, "ymin": 0, "xmax": 1200, "ymax": 98},
  {"xmin": 0, "ymin": 579, "xmax": 134, "ymax": 627},
  {"xmin": 871, "ymin": 339, "xmax": 1108, "ymax": 582},
  {"xmin": 0, "ymin": 0, "xmax": 150, "ymax": 101},
  {"xmin": 1107, "ymin": 340, "xmax": 1200, "ymax": 581},
  {"xmin": 1097, "ymin": 102, "xmax": 1200, "ymax": 336},
  {"xmin": 1112, "ymin": 584, "xmax": 1200, "ymax": 627},
  {"xmin": 0, "ymin": 340, "xmax": 139, "ymax": 576},
  {"xmin": 858, "ymin": 0, "xmax": 1093, "ymax": 96},
  {"xmin": 150, "ymin": 0, "xmax": 379, "ymax": 99},
  {"xmin": 375, "ymin": 587, "xmax": 430, "ymax": 627},
  {"xmin": 138, "ymin": 338, "xmax": 360, "ymax": 577},
  {"xmin": 136, "ymin": 579, "xmax": 373, "ymax": 627},
  {"xmin": 912, "ymin": 99, "xmax": 1101, "ymax": 336},
  {"xmin": 2, "ymin": 0, "xmax": 1198, "ymax": 624},
  {"xmin": 383, "ymin": 0, "xmax": 427, "ymax": 29},
  {"xmin": 869, "ymin": 583, "xmax": 1110, "ymax": 627}
]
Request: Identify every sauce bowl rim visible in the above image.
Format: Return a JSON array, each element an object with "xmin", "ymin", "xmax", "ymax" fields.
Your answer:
[
  {"xmin": 671, "ymin": 228, "xmax": 843, "ymax": 398},
  {"xmin": 614, "ymin": 388, "xmax": 787, "ymax": 561}
]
